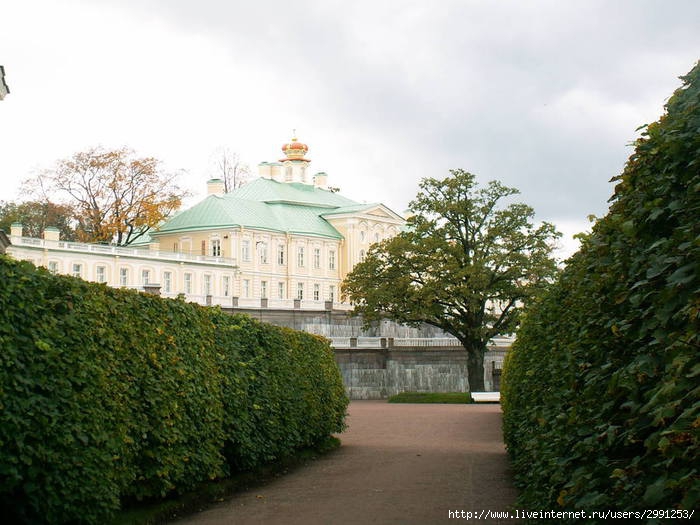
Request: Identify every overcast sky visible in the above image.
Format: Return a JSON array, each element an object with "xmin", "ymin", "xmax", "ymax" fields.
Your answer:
[{"xmin": 1, "ymin": 0, "xmax": 698, "ymax": 257}]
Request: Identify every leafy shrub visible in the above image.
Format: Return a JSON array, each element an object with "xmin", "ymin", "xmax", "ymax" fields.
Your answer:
[
  {"xmin": 211, "ymin": 313, "xmax": 347, "ymax": 470},
  {"xmin": 0, "ymin": 258, "xmax": 347, "ymax": 524},
  {"xmin": 502, "ymin": 63, "xmax": 700, "ymax": 518},
  {"xmin": 387, "ymin": 392, "xmax": 472, "ymax": 403}
]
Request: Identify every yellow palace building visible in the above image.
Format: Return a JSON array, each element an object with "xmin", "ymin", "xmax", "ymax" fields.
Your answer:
[{"xmin": 5, "ymin": 137, "xmax": 405, "ymax": 311}]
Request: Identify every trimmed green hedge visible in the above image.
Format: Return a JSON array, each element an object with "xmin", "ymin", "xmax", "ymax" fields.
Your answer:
[
  {"xmin": 0, "ymin": 257, "xmax": 347, "ymax": 524},
  {"xmin": 387, "ymin": 392, "xmax": 472, "ymax": 404},
  {"xmin": 502, "ymin": 63, "xmax": 699, "ymax": 518}
]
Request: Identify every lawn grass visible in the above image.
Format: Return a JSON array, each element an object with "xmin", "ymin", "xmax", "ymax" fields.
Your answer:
[
  {"xmin": 110, "ymin": 436, "xmax": 341, "ymax": 525},
  {"xmin": 387, "ymin": 392, "xmax": 472, "ymax": 404}
]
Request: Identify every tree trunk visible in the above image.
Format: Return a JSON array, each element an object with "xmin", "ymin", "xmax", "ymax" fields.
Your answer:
[{"xmin": 464, "ymin": 342, "xmax": 486, "ymax": 392}]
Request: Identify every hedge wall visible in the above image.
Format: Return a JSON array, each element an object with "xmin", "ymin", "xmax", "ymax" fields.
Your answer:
[
  {"xmin": 501, "ymin": 63, "xmax": 699, "ymax": 518},
  {"xmin": 0, "ymin": 256, "xmax": 347, "ymax": 524}
]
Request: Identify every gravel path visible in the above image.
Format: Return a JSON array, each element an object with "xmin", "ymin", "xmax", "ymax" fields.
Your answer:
[{"xmin": 174, "ymin": 401, "xmax": 519, "ymax": 524}]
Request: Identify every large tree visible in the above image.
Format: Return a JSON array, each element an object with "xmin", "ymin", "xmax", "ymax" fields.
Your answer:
[
  {"xmin": 342, "ymin": 169, "xmax": 560, "ymax": 391},
  {"xmin": 25, "ymin": 147, "xmax": 188, "ymax": 245},
  {"xmin": 0, "ymin": 200, "xmax": 77, "ymax": 241}
]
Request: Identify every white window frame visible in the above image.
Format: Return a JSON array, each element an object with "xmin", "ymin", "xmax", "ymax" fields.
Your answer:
[
  {"xmin": 297, "ymin": 246, "xmax": 305, "ymax": 267},
  {"xmin": 329, "ymin": 250, "xmax": 336, "ymax": 270},
  {"xmin": 297, "ymin": 282, "xmax": 304, "ymax": 300},
  {"xmin": 278, "ymin": 282, "xmax": 285, "ymax": 299},
  {"xmin": 119, "ymin": 267, "xmax": 128, "ymax": 286},
  {"xmin": 261, "ymin": 280, "xmax": 268, "ymax": 299},
  {"xmin": 211, "ymin": 239, "xmax": 221, "ymax": 257},
  {"xmin": 277, "ymin": 244, "xmax": 285, "ymax": 265},
  {"xmin": 313, "ymin": 248, "xmax": 321, "ymax": 269},
  {"xmin": 96, "ymin": 265, "xmax": 106, "ymax": 283},
  {"xmin": 313, "ymin": 283, "xmax": 320, "ymax": 301},
  {"xmin": 258, "ymin": 242, "xmax": 268, "ymax": 264},
  {"xmin": 72, "ymin": 263, "xmax": 82, "ymax": 278},
  {"xmin": 163, "ymin": 271, "xmax": 172, "ymax": 293},
  {"xmin": 241, "ymin": 240, "xmax": 251, "ymax": 262},
  {"xmin": 184, "ymin": 273, "xmax": 192, "ymax": 294}
]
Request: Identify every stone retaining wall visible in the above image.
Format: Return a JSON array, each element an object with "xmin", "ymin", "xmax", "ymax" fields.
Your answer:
[{"xmin": 335, "ymin": 347, "xmax": 506, "ymax": 399}]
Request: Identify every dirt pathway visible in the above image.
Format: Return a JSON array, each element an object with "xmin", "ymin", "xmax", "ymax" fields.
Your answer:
[{"xmin": 174, "ymin": 401, "xmax": 519, "ymax": 524}]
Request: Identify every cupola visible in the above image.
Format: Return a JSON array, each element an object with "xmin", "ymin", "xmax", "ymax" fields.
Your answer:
[{"xmin": 280, "ymin": 136, "xmax": 309, "ymax": 162}]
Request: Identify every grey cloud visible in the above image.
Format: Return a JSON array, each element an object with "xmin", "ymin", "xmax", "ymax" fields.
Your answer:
[{"xmin": 92, "ymin": 0, "xmax": 699, "ymax": 226}]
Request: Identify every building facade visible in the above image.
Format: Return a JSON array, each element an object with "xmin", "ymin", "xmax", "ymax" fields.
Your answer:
[{"xmin": 5, "ymin": 137, "xmax": 405, "ymax": 310}]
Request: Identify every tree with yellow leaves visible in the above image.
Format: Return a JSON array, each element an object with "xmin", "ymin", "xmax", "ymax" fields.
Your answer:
[{"xmin": 26, "ymin": 147, "xmax": 188, "ymax": 245}]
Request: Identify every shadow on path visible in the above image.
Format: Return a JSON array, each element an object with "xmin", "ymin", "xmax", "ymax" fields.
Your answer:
[{"xmin": 174, "ymin": 401, "xmax": 519, "ymax": 525}]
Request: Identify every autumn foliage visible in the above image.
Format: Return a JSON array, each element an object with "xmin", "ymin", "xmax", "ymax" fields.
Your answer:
[{"xmin": 26, "ymin": 147, "xmax": 187, "ymax": 245}]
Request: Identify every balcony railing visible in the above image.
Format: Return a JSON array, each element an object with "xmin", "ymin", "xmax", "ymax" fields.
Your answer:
[
  {"xmin": 11, "ymin": 236, "xmax": 238, "ymax": 266},
  {"xmin": 329, "ymin": 336, "xmax": 514, "ymax": 350}
]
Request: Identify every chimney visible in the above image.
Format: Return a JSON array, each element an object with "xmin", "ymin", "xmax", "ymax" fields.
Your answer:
[
  {"xmin": 258, "ymin": 162, "xmax": 272, "ymax": 179},
  {"xmin": 314, "ymin": 172, "xmax": 328, "ymax": 189},
  {"xmin": 43, "ymin": 227, "xmax": 60, "ymax": 242},
  {"xmin": 207, "ymin": 178, "xmax": 225, "ymax": 195}
]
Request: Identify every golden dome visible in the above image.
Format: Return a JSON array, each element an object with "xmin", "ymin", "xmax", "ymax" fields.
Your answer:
[{"xmin": 281, "ymin": 135, "xmax": 309, "ymax": 161}]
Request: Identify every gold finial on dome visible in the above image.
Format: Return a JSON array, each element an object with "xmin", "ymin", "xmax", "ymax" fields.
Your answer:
[{"xmin": 281, "ymin": 132, "xmax": 309, "ymax": 161}]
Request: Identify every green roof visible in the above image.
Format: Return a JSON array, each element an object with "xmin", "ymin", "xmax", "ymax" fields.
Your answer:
[
  {"xmin": 233, "ymin": 178, "xmax": 358, "ymax": 208},
  {"xmin": 321, "ymin": 203, "xmax": 380, "ymax": 216},
  {"xmin": 153, "ymin": 178, "xmax": 360, "ymax": 239}
]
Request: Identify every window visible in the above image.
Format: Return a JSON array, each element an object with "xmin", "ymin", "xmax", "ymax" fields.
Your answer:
[
  {"xmin": 96, "ymin": 266, "xmax": 106, "ymax": 283},
  {"xmin": 203, "ymin": 274, "xmax": 212, "ymax": 295},
  {"xmin": 277, "ymin": 244, "xmax": 285, "ymax": 265},
  {"xmin": 328, "ymin": 250, "xmax": 336, "ymax": 270},
  {"xmin": 48, "ymin": 261, "xmax": 58, "ymax": 274},
  {"xmin": 243, "ymin": 279, "xmax": 250, "ymax": 298},
  {"xmin": 278, "ymin": 282, "xmax": 285, "ymax": 299},
  {"xmin": 375, "ymin": 232, "xmax": 380, "ymax": 243},
  {"xmin": 360, "ymin": 249, "xmax": 366, "ymax": 262},
  {"xmin": 184, "ymin": 273, "xmax": 192, "ymax": 294},
  {"xmin": 329, "ymin": 285, "xmax": 335, "ymax": 303},
  {"xmin": 72, "ymin": 263, "xmax": 82, "ymax": 278},
  {"xmin": 142, "ymin": 269, "xmax": 150, "ymax": 285},
  {"xmin": 164, "ymin": 271, "xmax": 172, "ymax": 293},
  {"xmin": 297, "ymin": 246, "xmax": 305, "ymax": 267},
  {"xmin": 297, "ymin": 282, "xmax": 304, "ymax": 300},
  {"xmin": 173, "ymin": 242, "xmax": 179, "ymax": 252},
  {"xmin": 119, "ymin": 268, "xmax": 128, "ymax": 286},
  {"xmin": 211, "ymin": 239, "xmax": 221, "ymax": 257},
  {"xmin": 360, "ymin": 230, "xmax": 366, "ymax": 242},
  {"xmin": 241, "ymin": 240, "xmax": 250, "ymax": 262},
  {"xmin": 261, "ymin": 280, "xmax": 268, "ymax": 299},
  {"xmin": 313, "ymin": 248, "xmax": 321, "ymax": 269},
  {"xmin": 258, "ymin": 242, "xmax": 268, "ymax": 264},
  {"xmin": 313, "ymin": 283, "xmax": 320, "ymax": 301},
  {"xmin": 222, "ymin": 275, "xmax": 230, "ymax": 297},
  {"xmin": 201, "ymin": 240, "xmax": 206, "ymax": 255}
]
